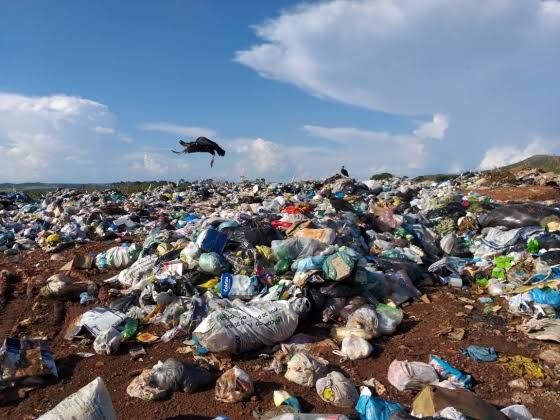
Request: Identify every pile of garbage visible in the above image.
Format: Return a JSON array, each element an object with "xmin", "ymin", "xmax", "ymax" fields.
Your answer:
[{"xmin": 1, "ymin": 172, "xmax": 560, "ymax": 419}]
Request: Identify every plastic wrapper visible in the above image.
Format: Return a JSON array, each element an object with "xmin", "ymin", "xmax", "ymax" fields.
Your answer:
[{"xmin": 215, "ymin": 366, "xmax": 254, "ymax": 403}]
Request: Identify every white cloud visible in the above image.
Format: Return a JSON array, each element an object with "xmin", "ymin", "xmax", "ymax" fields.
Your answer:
[
  {"xmin": 236, "ymin": 0, "xmax": 560, "ymax": 172},
  {"xmin": 140, "ymin": 122, "xmax": 216, "ymax": 139},
  {"xmin": 303, "ymin": 113, "xmax": 448, "ymax": 144},
  {"xmin": 413, "ymin": 114, "xmax": 449, "ymax": 140},
  {"xmin": 93, "ymin": 126, "xmax": 115, "ymax": 134},
  {"xmin": 141, "ymin": 153, "xmax": 168, "ymax": 174},
  {"xmin": 478, "ymin": 136, "xmax": 559, "ymax": 170},
  {"xmin": 0, "ymin": 91, "xmax": 131, "ymax": 182},
  {"xmin": 232, "ymin": 138, "xmax": 286, "ymax": 175},
  {"xmin": 303, "ymin": 125, "xmax": 415, "ymax": 143}
]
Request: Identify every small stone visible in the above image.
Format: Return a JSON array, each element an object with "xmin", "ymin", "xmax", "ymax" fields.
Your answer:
[
  {"xmin": 530, "ymin": 380, "xmax": 544, "ymax": 388},
  {"xmin": 94, "ymin": 361, "xmax": 105, "ymax": 368},
  {"xmin": 512, "ymin": 391, "xmax": 534, "ymax": 405},
  {"xmin": 538, "ymin": 348, "xmax": 560, "ymax": 366},
  {"xmin": 420, "ymin": 294, "xmax": 431, "ymax": 304},
  {"xmin": 508, "ymin": 378, "xmax": 529, "ymax": 390}
]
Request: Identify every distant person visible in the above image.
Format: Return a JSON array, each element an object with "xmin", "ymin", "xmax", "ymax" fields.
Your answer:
[{"xmin": 340, "ymin": 165, "xmax": 349, "ymax": 177}]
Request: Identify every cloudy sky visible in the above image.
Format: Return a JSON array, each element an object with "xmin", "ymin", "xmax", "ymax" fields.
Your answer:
[{"xmin": 1, "ymin": 0, "xmax": 559, "ymax": 183}]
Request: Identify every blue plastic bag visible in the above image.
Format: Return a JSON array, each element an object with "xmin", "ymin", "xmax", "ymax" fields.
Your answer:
[
  {"xmin": 460, "ymin": 345, "xmax": 498, "ymax": 362},
  {"xmin": 430, "ymin": 355, "xmax": 473, "ymax": 389},
  {"xmin": 293, "ymin": 255, "xmax": 326, "ymax": 272},
  {"xmin": 356, "ymin": 387, "xmax": 402, "ymax": 420},
  {"xmin": 530, "ymin": 288, "xmax": 560, "ymax": 308}
]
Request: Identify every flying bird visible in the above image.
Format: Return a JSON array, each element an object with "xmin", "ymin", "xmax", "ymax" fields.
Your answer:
[
  {"xmin": 340, "ymin": 165, "xmax": 349, "ymax": 177},
  {"xmin": 172, "ymin": 137, "xmax": 226, "ymax": 167}
]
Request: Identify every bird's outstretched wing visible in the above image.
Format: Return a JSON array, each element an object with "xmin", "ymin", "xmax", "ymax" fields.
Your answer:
[
  {"xmin": 171, "ymin": 150, "xmax": 183, "ymax": 154},
  {"xmin": 195, "ymin": 137, "xmax": 226, "ymax": 156}
]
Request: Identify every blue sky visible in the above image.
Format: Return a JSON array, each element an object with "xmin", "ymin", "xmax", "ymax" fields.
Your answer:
[{"xmin": 0, "ymin": 0, "xmax": 559, "ymax": 182}]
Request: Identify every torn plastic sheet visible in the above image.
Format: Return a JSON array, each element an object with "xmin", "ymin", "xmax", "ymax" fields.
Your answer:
[{"xmin": 65, "ymin": 307, "xmax": 127, "ymax": 340}]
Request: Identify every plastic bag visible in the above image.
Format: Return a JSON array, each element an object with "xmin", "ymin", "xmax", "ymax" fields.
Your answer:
[
  {"xmin": 343, "ymin": 305, "xmax": 380, "ymax": 341},
  {"xmin": 385, "ymin": 270, "xmax": 421, "ymax": 305},
  {"xmin": 198, "ymin": 252, "xmax": 227, "ymax": 275},
  {"xmin": 323, "ymin": 251, "xmax": 356, "ymax": 281},
  {"xmin": 460, "ymin": 345, "xmax": 498, "ymax": 363},
  {"xmin": 220, "ymin": 273, "xmax": 260, "ymax": 299},
  {"xmin": 316, "ymin": 371, "xmax": 359, "ymax": 407},
  {"xmin": 96, "ymin": 244, "xmax": 141, "ymax": 270},
  {"xmin": 180, "ymin": 242, "xmax": 201, "ymax": 269},
  {"xmin": 127, "ymin": 358, "xmax": 215, "ymax": 400},
  {"xmin": 215, "ymin": 366, "xmax": 254, "ymax": 403},
  {"xmin": 294, "ymin": 228, "xmax": 336, "ymax": 245},
  {"xmin": 38, "ymin": 377, "xmax": 116, "ymax": 420},
  {"xmin": 500, "ymin": 404, "xmax": 536, "ymax": 420},
  {"xmin": 293, "ymin": 256, "xmax": 326, "ymax": 272},
  {"xmin": 529, "ymin": 288, "xmax": 560, "ymax": 308},
  {"xmin": 387, "ymin": 360, "xmax": 438, "ymax": 392},
  {"xmin": 339, "ymin": 335, "xmax": 373, "ymax": 360},
  {"xmin": 196, "ymin": 228, "xmax": 227, "ymax": 254},
  {"xmin": 429, "ymin": 355, "xmax": 473, "ymax": 389},
  {"xmin": 193, "ymin": 300, "xmax": 299, "ymax": 353},
  {"xmin": 284, "ymin": 353, "xmax": 328, "ymax": 387},
  {"xmin": 93, "ymin": 327, "xmax": 123, "ymax": 355},
  {"xmin": 108, "ymin": 254, "xmax": 158, "ymax": 288},
  {"xmin": 271, "ymin": 237, "xmax": 326, "ymax": 260},
  {"xmin": 376, "ymin": 304, "xmax": 403, "ymax": 336},
  {"xmin": 355, "ymin": 387, "xmax": 402, "ymax": 420}
]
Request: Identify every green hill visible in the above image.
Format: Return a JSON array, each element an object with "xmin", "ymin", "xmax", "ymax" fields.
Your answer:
[{"xmin": 500, "ymin": 154, "xmax": 560, "ymax": 174}]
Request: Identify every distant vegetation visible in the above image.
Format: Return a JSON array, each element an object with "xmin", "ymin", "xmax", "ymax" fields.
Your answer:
[
  {"xmin": 370, "ymin": 172, "xmax": 394, "ymax": 180},
  {"xmin": 412, "ymin": 173, "xmax": 459, "ymax": 183}
]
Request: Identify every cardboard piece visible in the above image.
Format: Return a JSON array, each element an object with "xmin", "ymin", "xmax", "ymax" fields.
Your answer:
[{"xmin": 412, "ymin": 386, "xmax": 507, "ymax": 419}]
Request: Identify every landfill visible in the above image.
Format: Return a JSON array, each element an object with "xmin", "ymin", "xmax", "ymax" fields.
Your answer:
[{"xmin": 0, "ymin": 170, "xmax": 559, "ymax": 419}]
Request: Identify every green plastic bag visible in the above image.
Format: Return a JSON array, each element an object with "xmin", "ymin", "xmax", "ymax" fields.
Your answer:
[
  {"xmin": 527, "ymin": 239, "xmax": 539, "ymax": 254},
  {"xmin": 323, "ymin": 250, "xmax": 356, "ymax": 281}
]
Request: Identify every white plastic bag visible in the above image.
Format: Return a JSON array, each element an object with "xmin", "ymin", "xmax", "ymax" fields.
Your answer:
[
  {"xmin": 338, "ymin": 336, "xmax": 373, "ymax": 360},
  {"xmin": 193, "ymin": 300, "xmax": 299, "ymax": 354},
  {"xmin": 93, "ymin": 327, "xmax": 123, "ymax": 355},
  {"xmin": 106, "ymin": 254, "xmax": 157, "ymax": 288},
  {"xmin": 38, "ymin": 377, "xmax": 116, "ymax": 420},
  {"xmin": 316, "ymin": 371, "xmax": 359, "ymax": 407},
  {"xmin": 334, "ymin": 305, "xmax": 379, "ymax": 342},
  {"xmin": 284, "ymin": 353, "xmax": 328, "ymax": 387},
  {"xmin": 387, "ymin": 360, "xmax": 439, "ymax": 391}
]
